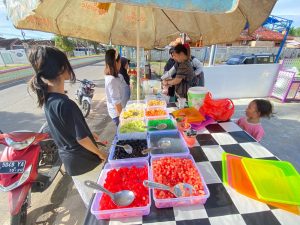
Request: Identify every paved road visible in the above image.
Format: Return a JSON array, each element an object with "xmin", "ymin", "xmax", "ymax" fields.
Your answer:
[
  {"xmin": 0, "ymin": 56, "xmax": 103, "ymax": 86},
  {"xmin": 0, "ymin": 62, "xmax": 116, "ymax": 225}
]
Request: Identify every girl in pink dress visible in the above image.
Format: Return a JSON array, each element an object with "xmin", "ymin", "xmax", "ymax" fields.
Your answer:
[{"xmin": 237, "ymin": 99, "xmax": 273, "ymax": 142}]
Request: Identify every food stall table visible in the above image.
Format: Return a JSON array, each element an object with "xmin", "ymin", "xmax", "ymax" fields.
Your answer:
[{"xmin": 83, "ymin": 106, "xmax": 300, "ymax": 225}]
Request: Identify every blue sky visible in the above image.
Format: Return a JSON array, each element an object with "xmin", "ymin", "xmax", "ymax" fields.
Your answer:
[{"xmin": 0, "ymin": 0, "xmax": 300, "ymax": 40}]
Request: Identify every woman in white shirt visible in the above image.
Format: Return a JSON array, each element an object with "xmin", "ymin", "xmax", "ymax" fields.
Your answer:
[{"xmin": 104, "ymin": 49, "xmax": 127, "ymax": 126}]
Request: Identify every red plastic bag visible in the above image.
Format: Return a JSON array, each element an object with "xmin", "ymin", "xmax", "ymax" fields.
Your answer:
[{"xmin": 199, "ymin": 92, "xmax": 234, "ymax": 122}]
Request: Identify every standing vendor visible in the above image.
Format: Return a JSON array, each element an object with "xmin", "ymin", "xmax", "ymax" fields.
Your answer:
[{"xmin": 162, "ymin": 43, "xmax": 194, "ymax": 98}]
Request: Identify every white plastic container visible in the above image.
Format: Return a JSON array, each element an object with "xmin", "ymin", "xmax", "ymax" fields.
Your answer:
[{"xmin": 187, "ymin": 87, "xmax": 208, "ymax": 110}]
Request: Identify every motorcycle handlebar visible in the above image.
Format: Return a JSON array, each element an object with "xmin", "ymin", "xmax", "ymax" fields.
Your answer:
[{"xmin": 77, "ymin": 79, "xmax": 95, "ymax": 86}]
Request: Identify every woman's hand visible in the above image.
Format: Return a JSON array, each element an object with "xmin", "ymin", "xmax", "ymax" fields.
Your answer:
[
  {"xmin": 92, "ymin": 132, "xmax": 99, "ymax": 142},
  {"xmin": 98, "ymin": 151, "xmax": 108, "ymax": 161}
]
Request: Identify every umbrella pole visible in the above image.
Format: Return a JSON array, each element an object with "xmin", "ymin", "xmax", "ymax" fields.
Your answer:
[{"xmin": 136, "ymin": 6, "xmax": 141, "ymax": 100}]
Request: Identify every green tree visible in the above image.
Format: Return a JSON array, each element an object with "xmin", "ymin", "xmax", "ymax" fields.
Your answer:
[
  {"xmin": 54, "ymin": 35, "xmax": 75, "ymax": 53},
  {"xmin": 289, "ymin": 27, "xmax": 300, "ymax": 37},
  {"xmin": 73, "ymin": 38, "xmax": 100, "ymax": 54},
  {"xmin": 289, "ymin": 27, "xmax": 296, "ymax": 36},
  {"xmin": 88, "ymin": 41, "xmax": 100, "ymax": 54}
]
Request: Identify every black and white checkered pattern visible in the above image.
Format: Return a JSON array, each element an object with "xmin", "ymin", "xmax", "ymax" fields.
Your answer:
[{"xmin": 84, "ymin": 121, "xmax": 300, "ymax": 225}]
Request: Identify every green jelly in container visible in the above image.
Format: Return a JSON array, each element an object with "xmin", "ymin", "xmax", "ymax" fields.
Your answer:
[{"xmin": 147, "ymin": 119, "xmax": 176, "ymax": 132}]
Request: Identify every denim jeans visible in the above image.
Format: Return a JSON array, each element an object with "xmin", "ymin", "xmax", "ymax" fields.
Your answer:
[{"xmin": 112, "ymin": 116, "xmax": 120, "ymax": 127}]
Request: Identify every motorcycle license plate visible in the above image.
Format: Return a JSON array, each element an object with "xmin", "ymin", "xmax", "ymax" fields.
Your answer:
[{"xmin": 0, "ymin": 161, "xmax": 26, "ymax": 174}]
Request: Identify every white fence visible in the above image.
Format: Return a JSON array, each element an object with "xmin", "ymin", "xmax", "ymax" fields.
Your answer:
[
  {"xmin": 150, "ymin": 46, "xmax": 300, "ymax": 62},
  {"xmin": 0, "ymin": 49, "xmax": 28, "ymax": 65},
  {"xmin": 203, "ymin": 63, "xmax": 280, "ymax": 99}
]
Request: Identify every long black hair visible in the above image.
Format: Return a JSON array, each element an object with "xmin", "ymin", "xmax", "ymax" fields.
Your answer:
[
  {"xmin": 119, "ymin": 57, "xmax": 130, "ymax": 85},
  {"xmin": 28, "ymin": 46, "xmax": 76, "ymax": 107},
  {"xmin": 253, "ymin": 99, "xmax": 274, "ymax": 118},
  {"xmin": 105, "ymin": 49, "xmax": 120, "ymax": 78}
]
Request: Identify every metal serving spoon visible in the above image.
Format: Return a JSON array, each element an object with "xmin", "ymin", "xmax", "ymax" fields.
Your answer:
[
  {"xmin": 143, "ymin": 180, "xmax": 194, "ymax": 198},
  {"xmin": 85, "ymin": 180, "xmax": 135, "ymax": 207},
  {"xmin": 111, "ymin": 144, "xmax": 133, "ymax": 154},
  {"xmin": 144, "ymin": 123, "xmax": 168, "ymax": 130}
]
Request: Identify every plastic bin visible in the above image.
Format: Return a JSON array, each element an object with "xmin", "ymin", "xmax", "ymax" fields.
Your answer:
[
  {"xmin": 146, "ymin": 99, "xmax": 167, "ymax": 109},
  {"xmin": 125, "ymin": 100, "xmax": 146, "ymax": 109},
  {"xmin": 90, "ymin": 160, "xmax": 151, "ymax": 219},
  {"xmin": 145, "ymin": 107, "xmax": 169, "ymax": 121},
  {"xmin": 146, "ymin": 117, "xmax": 177, "ymax": 133},
  {"xmin": 118, "ymin": 119, "xmax": 147, "ymax": 140},
  {"xmin": 108, "ymin": 137, "xmax": 149, "ymax": 164},
  {"xmin": 150, "ymin": 154, "xmax": 210, "ymax": 208},
  {"xmin": 120, "ymin": 108, "xmax": 145, "ymax": 120},
  {"xmin": 147, "ymin": 131, "xmax": 190, "ymax": 156},
  {"xmin": 142, "ymin": 80, "xmax": 161, "ymax": 95},
  {"xmin": 172, "ymin": 107, "xmax": 205, "ymax": 124}
]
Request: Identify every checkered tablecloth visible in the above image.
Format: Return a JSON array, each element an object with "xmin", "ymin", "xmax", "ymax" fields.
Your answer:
[{"xmin": 84, "ymin": 119, "xmax": 300, "ymax": 225}]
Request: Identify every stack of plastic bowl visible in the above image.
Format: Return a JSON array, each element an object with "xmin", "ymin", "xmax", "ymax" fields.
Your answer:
[{"xmin": 222, "ymin": 153, "xmax": 300, "ymax": 215}]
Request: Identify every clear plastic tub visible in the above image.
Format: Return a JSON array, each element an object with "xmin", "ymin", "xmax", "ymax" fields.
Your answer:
[
  {"xmin": 145, "ymin": 107, "xmax": 169, "ymax": 121},
  {"xmin": 147, "ymin": 131, "xmax": 190, "ymax": 156},
  {"xmin": 108, "ymin": 137, "xmax": 149, "ymax": 164},
  {"xmin": 146, "ymin": 99, "xmax": 167, "ymax": 109},
  {"xmin": 125, "ymin": 100, "xmax": 146, "ymax": 109},
  {"xmin": 146, "ymin": 116, "xmax": 177, "ymax": 133},
  {"xmin": 90, "ymin": 160, "xmax": 151, "ymax": 219},
  {"xmin": 142, "ymin": 80, "xmax": 162, "ymax": 95},
  {"xmin": 118, "ymin": 119, "xmax": 147, "ymax": 140},
  {"xmin": 150, "ymin": 154, "xmax": 210, "ymax": 208},
  {"xmin": 120, "ymin": 108, "xmax": 145, "ymax": 120}
]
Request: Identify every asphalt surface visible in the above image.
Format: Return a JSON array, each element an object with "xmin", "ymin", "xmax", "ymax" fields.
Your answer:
[
  {"xmin": 0, "ymin": 62, "xmax": 299, "ymax": 225},
  {"xmin": 0, "ymin": 62, "xmax": 116, "ymax": 225}
]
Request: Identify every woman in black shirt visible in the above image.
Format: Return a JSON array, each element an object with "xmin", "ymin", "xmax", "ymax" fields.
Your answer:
[{"xmin": 28, "ymin": 46, "xmax": 107, "ymax": 207}]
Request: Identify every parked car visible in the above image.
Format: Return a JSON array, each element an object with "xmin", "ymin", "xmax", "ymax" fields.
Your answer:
[{"xmin": 226, "ymin": 53, "xmax": 275, "ymax": 65}]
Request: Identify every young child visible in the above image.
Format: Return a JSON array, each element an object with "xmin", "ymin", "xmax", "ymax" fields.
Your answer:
[{"xmin": 237, "ymin": 99, "xmax": 273, "ymax": 142}]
